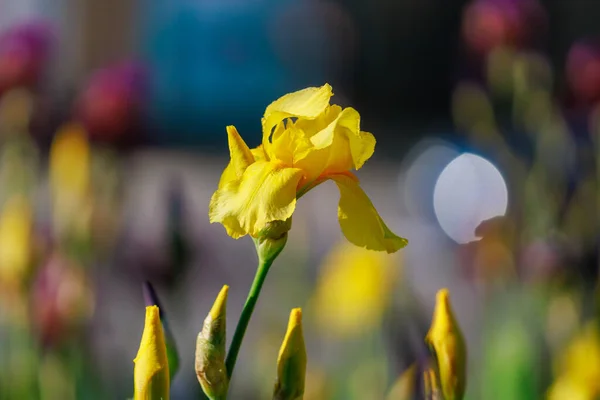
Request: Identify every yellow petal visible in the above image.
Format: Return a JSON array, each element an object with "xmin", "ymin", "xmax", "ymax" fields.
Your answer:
[
  {"xmin": 218, "ymin": 126, "xmax": 255, "ymax": 189},
  {"xmin": 134, "ymin": 306, "xmax": 170, "ymax": 400},
  {"xmin": 262, "ymin": 84, "xmax": 333, "ymax": 149},
  {"xmin": 331, "ymin": 174, "xmax": 407, "ymax": 253},
  {"xmin": 209, "ymin": 161, "xmax": 304, "ymax": 238},
  {"xmin": 311, "ymin": 107, "xmax": 375, "ymax": 172}
]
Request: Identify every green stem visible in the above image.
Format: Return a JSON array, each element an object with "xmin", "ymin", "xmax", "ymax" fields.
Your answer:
[{"xmin": 225, "ymin": 255, "xmax": 275, "ymax": 379}]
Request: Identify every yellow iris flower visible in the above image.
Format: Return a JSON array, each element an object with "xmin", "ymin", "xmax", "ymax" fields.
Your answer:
[{"xmin": 209, "ymin": 84, "xmax": 407, "ymax": 252}]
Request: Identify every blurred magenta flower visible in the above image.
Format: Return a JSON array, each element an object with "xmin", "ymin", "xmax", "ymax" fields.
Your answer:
[
  {"xmin": 0, "ymin": 21, "xmax": 54, "ymax": 93},
  {"xmin": 567, "ymin": 40, "xmax": 600, "ymax": 106},
  {"xmin": 462, "ymin": 0, "xmax": 545, "ymax": 56},
  {"xmin": 76, "ymin": 61, "xmax": 148, "ymax": 143}
]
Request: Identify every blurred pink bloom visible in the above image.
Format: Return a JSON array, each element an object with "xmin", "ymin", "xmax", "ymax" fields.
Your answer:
[
  {"xmin": 0, "ymin": 21, "xmax": 54, "ymax": 93},
  {"xmin": 76, "ymin": 61, "xmax": 148, "ymax": 142}
]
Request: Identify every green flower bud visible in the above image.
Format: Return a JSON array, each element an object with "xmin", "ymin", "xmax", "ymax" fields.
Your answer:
[
  {"xmin": 133, "ymin": 306, "xmax": 170, "ymax": 400},
  {"xmin": 425, "ymin": 289, "xmax": 467, "ymax": 400},
  {"xmin": 273, "ymin": 308, "xmax": 306, "ymax": 400},
  {"xmin": 196, "ymin": 285, "xmax": 229, "ymax": 400},
  {"xmin": 255, "ymin": 219, "xmax": 291, "ymax": 264}
]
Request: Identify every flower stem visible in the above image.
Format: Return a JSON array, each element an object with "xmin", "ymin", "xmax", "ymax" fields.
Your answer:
[{"xmin": 225, "ymin": 254, "xmax": 275, "ymax": 379}]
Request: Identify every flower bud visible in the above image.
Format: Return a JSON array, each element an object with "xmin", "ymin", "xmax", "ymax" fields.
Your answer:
[
  {"xmin": 196, "ymin": 285, "xmax": 229, "ymax": 400},
  {"xmin": 134, "ymin": 305, "xmax": 170, "ymax": 400},
  {"xmin": 425, "ymin": 289, "xmax": 467, "ymax": 400},
  {"xmin": 142, "ymin": 282, "xmax": 179, "ymax": 379},
  {"xmin": 255, "ymin": 219, "xmax": 291, "ymax": 264},
  {"xmin": 273, "ymin": 308, "xmax": 306, "ymax": 400}
]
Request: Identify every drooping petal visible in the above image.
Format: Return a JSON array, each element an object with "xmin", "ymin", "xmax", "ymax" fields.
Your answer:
[
  {"xmin": 330, "ymin": 174, "xmax": 407, "ymax": 253},
  {"xmin": 262, "ymin": 84, "xmax": 333, "ymax": 148},
  {"xmin": 218, "ymin": 126, "xmax": 255, "ymax": 189},
  {"xmin": 209, "ymin": 161, "xmax": 304, "ymax": 238}
]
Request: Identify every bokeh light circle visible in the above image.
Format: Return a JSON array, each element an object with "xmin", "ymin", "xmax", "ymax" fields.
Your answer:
[{"xmin": 433, "ymin": 153, "xmax": 508, "ymax": 243}]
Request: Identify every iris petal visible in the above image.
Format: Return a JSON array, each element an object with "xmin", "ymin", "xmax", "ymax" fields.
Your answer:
[
  {"xmin": 209, "ymin": 161, "xmax": 304, "ymax": 238},
  {"xmin": 262, "ymin": 84, "xmax": 333, "ymax": 150},
  {"xmin": 331, "ymin": 174, "xmax": 407, "ymax": 253},
  {"xmin": 218, "ymin": 126, "xmax": 255, "ymax": 189}
]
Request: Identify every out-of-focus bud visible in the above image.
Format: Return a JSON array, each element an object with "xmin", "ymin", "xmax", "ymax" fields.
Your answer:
[
  {"xmin": 387, "ymin": 364, "xmax": 417, "ymax": 400},
  {"xmin": 273, "ymin": 308, "xmax": 306, "ymax": 400},
  {"xmin": 142, "ymin": 282, "xmax": 180, "ymax": 379},
  {"xmin": 0, "ymin": 196, "xmax": 32, "ymax": 288},
  {"xmin": 196, "ymin": 285, "xmax": 229, "ymax": 400},
  {"xmin": 134, "ymin": 305, "xmax": 170, "ymax": 400},
  {"xmin": 425, "ymin": 289, "xmax": 467, "ymax": 400}
]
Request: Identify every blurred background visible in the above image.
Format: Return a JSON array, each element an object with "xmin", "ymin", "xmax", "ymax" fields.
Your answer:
[{"xmin": 0, "ymin": 0, "xmax": 599, "ymax": 399}]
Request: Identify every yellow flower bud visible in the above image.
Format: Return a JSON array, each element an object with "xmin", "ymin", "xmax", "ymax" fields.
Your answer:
[
  {"xmin": 425, "ymin": 289, "xmax": 467, "ymax": 400},
  {"xmin": 133, "ymin": 306, "xmax": 170, "ymax": 400},
  {"xmin": 274, "ymin": 308, "xmax": 307, "ymax": 400},
  {"xmin": 196, "ymin": 285, "xmax": 229, "ymax": 400}
]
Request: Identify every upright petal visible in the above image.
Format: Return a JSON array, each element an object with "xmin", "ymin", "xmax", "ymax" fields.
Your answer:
[
  {"xmin": 262, "ymin": 84, "xmax": 333, "ymax": 146},
  {"xmin": 331, "ymin": 174, "xmax": 407, "ymax": 253},
  {"xmin": 209, "ymin": 161, "xmax": 304, "ymax": 238},
  {"xmin": 310, "ymin": 107, "xmax": 375, "ymax": 173},
  {"xmin": 218, "ymin": 126, "xmax": 255, "ymax": 189},
  {"xmin": 134, "ymin": 306, "xmax": 170, "ymax": 400}
]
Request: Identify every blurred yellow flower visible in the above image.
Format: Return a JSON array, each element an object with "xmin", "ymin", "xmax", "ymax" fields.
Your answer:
[
  {"xmin": 50, "ymin": 123, "xmax": 90, "ymax": 198},
  {"xmin": 209, "ymin": 84, "xmax": 407, "ymax": 253},
  {"xmin": 312, "ymin": 242, "xmax": 398, "ymax": 338},
  {"xmin": 134, "ymin": 306, "xmax": 170, "ymax": 400},
  {"xmin": 547, "ymin": 322, "xmax": 600, "ymax": 400},
  {"xmin": 425, "ymin": 289, "xmax": 467, "ymax": 400},
  {"xmin": 0, "ymin": 196, "xmax": 32, "ymax": 286},
  {"xmin": 49, "ymin": 123, "xmax": 92, "ymax": 238}
]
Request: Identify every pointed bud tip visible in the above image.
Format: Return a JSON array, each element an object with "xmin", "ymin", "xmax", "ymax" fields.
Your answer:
[
  {"xmin": 209, "ymin": 285, "xmax": 229, "ymax": 320},
  {"xmin": 436, "ymin": 288, "xmax": 450, "ymax": 307},
  {"xmin": 289, "ymin": 308, "xmax": 302, "ymax": 327}
]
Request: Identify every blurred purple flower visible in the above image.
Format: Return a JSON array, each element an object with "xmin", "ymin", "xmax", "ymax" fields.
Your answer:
[
  {"xmin": 567, "ymin": 40, "xmax": 600, "ymax": 106},
  {"xmin": 462, "ymin": 0, "xmax": 546, "ymax": 56},
  {"xmin": 76, "ymin": 61, "xmax": 149, "ymax": 142},
  {"xmin": 0, "ymin": 20, "xmax": 54, "ymax": 92}
]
